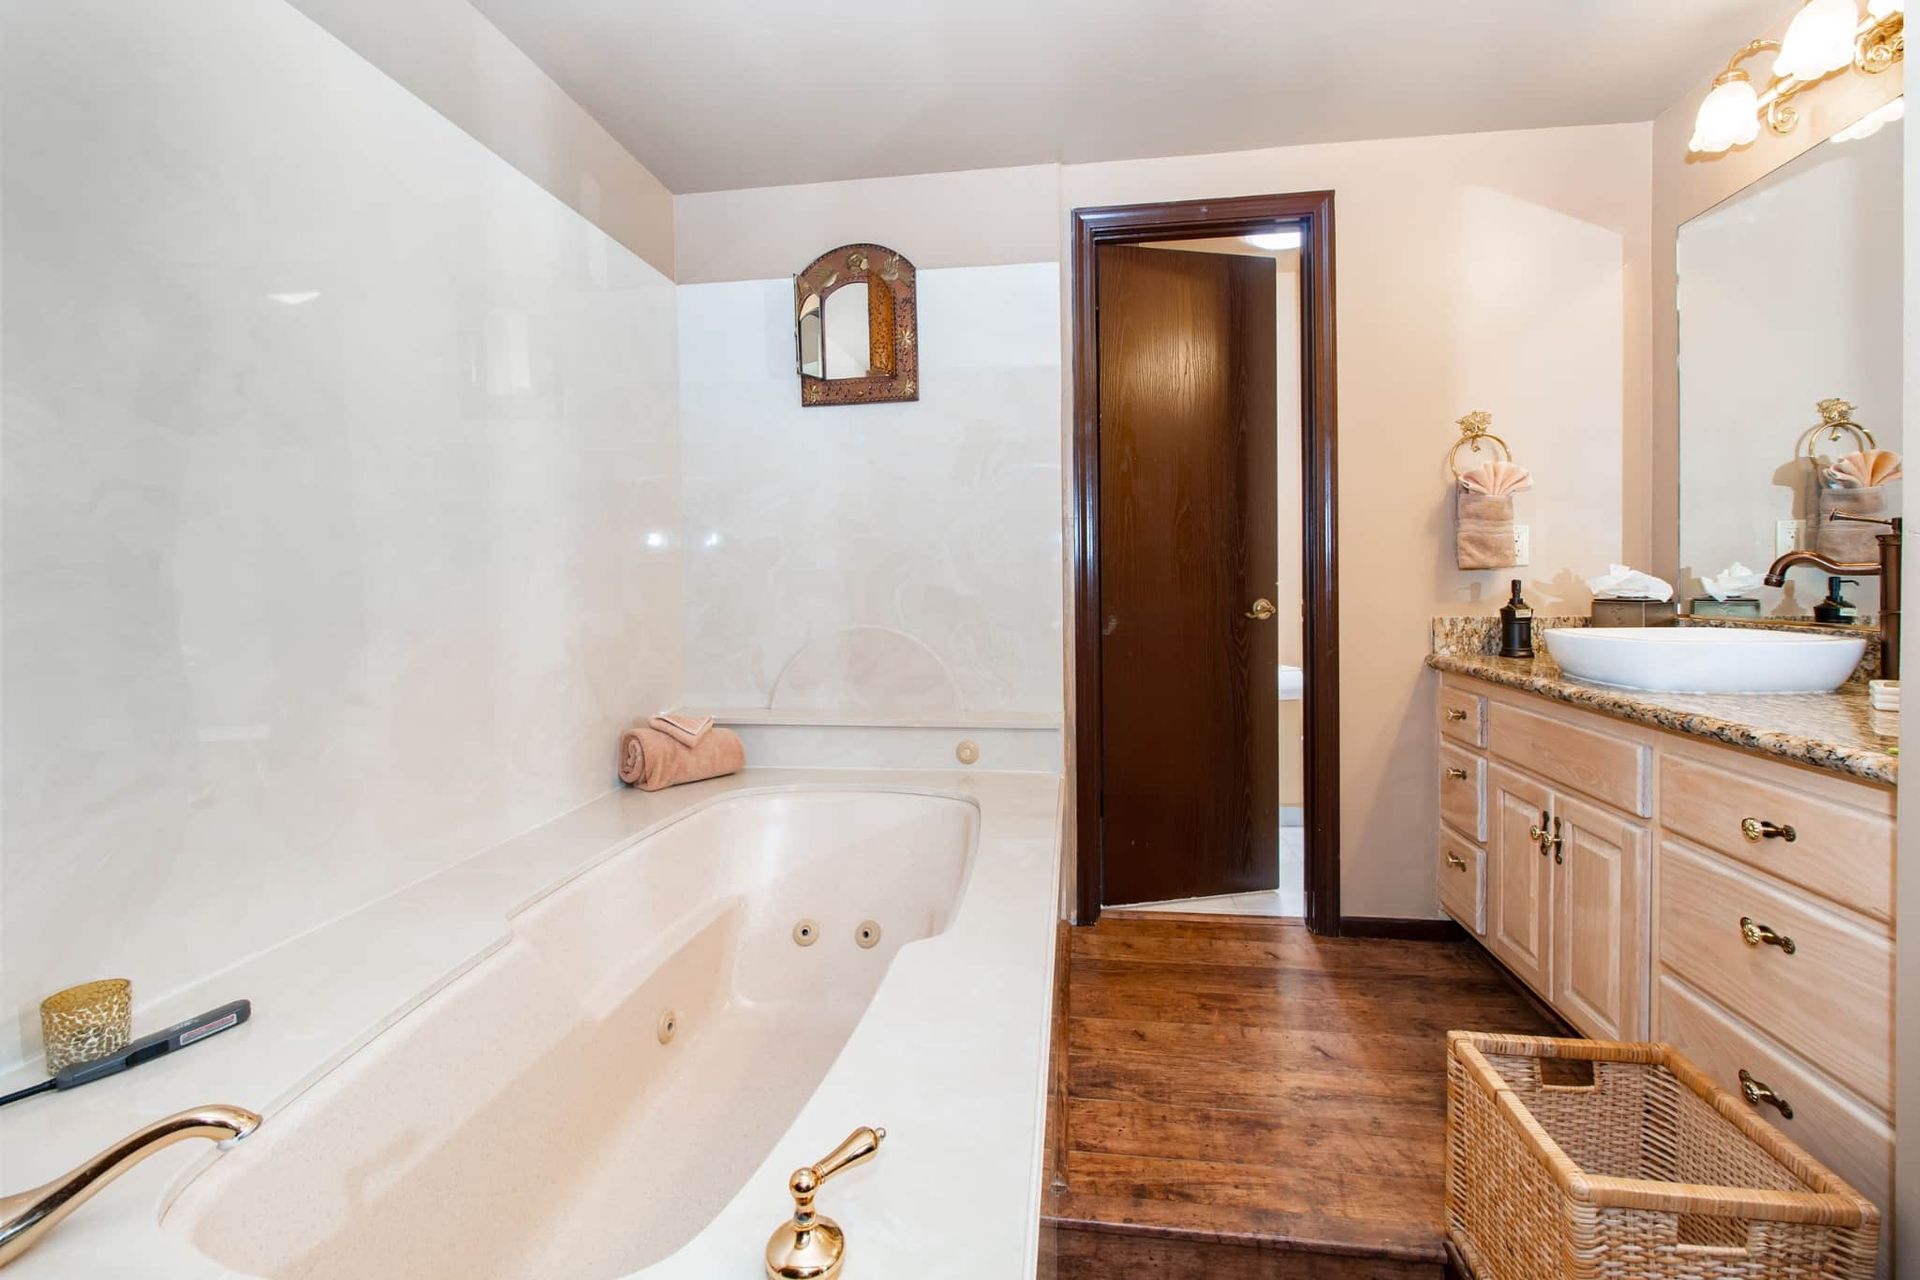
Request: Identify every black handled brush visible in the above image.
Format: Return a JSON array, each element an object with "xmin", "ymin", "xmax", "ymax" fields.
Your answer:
[{"xmin": 0, "ymin": 999, "xmax": 251, "ymax": 1108}]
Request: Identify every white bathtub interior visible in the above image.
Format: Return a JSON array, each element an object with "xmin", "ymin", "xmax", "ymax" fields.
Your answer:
[{"xmin": 167, "ymin": 788, "xmax": 979, "ymax": 1280}]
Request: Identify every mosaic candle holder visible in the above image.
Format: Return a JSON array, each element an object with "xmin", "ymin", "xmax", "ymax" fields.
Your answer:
[{"xmin": 40, "ymin": 978, "xmax": 132, "ymax": 1075}]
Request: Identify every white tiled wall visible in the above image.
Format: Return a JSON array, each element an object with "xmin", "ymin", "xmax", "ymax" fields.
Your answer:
[
  {"xmin": 0, "ymin": 0, "xmax": 683, "ymax": 1068},
  {"xmin": 677, "ymin": 264, "xmax": 1065, "ymax": 717}
]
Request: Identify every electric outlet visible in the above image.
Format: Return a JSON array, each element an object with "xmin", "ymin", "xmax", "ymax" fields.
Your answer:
[
  {"xmin": 1775, "ymin": 518, "xmax": 1809, "ymax": 555},
  {"xmin": 1511, "ymin": 524, "xmax": 1531, "ymax": 566}
]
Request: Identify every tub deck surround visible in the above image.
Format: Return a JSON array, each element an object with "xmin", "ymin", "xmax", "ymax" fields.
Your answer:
[
  {"xmin": 0, "ymin": 769, "xmax": 1063, "ymax": 1280},
  {"xmin": 1425, "ymin": 648, "xmax": 1897, "ymax": 786}
]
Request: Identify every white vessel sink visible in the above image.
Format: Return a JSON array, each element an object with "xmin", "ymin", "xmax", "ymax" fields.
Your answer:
[{"xmin": 1543, "ymin": 627, "xmax": 1867, "ymax": 695}]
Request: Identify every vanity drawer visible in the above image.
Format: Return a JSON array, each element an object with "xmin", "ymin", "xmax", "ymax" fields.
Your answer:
[
  {"xmin": 1657, "ymin": 973, "xmax": 1891, "ymax": 1230},
  {"xmin": 1437, "ymin": 829, "xmax": 1485, "ymax": 936},
  {"xmin": 1661, "ymin": 753, "xmax": 1893, "ymax": 924},
  {"xmin": 1658, "ymin": 842, "xmax": 1892, "ymax": 1110},
  {"xmin": 1488, "ymin": 701, "xmax": 1650, "ymax": 817},
  {"xmin": 1438, "ymin": 685, "xmax": 1486, "ymax": 747},
  {"xmin": 1438, "ymin": 744, "xmax": 1486, "ymax": 842}
]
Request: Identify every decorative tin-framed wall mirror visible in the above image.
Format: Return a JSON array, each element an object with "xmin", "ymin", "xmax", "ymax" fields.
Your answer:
[{"xmin": 795, "ymin": 243, "xmax": 918, "ymax": 406}]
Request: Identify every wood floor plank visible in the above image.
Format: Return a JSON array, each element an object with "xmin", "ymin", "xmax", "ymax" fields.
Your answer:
[{"xmin": 1043, "ymin": 913, "xmax": 1558, "ymax": 1273}]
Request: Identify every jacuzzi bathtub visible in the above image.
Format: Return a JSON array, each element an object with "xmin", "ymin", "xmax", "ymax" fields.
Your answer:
[{"xmin": 116, "ymin": 778, "xmax": 1059, "ymax": 1280}]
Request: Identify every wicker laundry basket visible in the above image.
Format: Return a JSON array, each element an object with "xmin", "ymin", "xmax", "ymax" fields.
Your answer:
[{"xmin": 1447, "ymin": 1032, "xmax": 1879, "ymax": 1280}]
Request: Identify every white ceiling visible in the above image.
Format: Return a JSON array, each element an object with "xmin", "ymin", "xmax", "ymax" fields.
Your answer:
[{"xmin": 469, "ymin": 0, "xmax": 1792, "ymax": 194}]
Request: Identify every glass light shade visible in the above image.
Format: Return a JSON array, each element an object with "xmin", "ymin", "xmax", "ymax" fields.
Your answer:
[
  {"xmin": 1690, "ymin": 77, "xmax": 1762, "ymax": 152},
  {"xmin": 1867, "ymin": 0, "xmax": 1901, "ymax": 18},
  {"xmin": 1775, "ymin": 0, "xmax": 1862, "ymax": 81},
  {"xmin": 1832, "ymin": 96, "xmax": 1906, "ymax": 140}
]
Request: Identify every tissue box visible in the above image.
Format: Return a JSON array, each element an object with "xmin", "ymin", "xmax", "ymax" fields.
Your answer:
[
  {"xmin": 1591, "ymin": 598, "xmax": 1676, "ymax": 628},
  {"xmin": 1688, "ymin": 596, "xmax": 1761, "ymax": 619}
]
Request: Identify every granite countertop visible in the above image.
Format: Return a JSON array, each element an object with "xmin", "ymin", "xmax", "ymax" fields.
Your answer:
[{"xmin": 1426, "ymin": 649, "xmax": 1897, "ymax": 786}]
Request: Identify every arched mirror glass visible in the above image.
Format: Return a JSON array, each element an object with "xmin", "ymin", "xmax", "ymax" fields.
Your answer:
[
  {"xmin": 822, "ymin": 281, "xmax": 873, "ymax": 378},
  {"xmin": 794, "ymin": 244, "xmax": 917, "ymax": 406},
  {"xmin": 797, "ymin": 292, "xmax": 824, "ymax": 379}
]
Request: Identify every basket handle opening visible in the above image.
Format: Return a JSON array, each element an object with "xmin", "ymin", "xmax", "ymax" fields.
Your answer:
[{"xmin": 1670, "ymin": 1213, "xmax": 1757, "ymax": 1259}]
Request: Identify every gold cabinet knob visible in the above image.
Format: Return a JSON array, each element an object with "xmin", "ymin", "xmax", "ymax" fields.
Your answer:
[
  {"xmin": 1445, "ymin": 851, "xmax": 1467, "ymax": 871},
  {"xmin": 1444, "ymin": 708, "xmax": 1469, "ymax": 722},
  {"xmin": 1244, "ymin": 598, "xmax": 1277, "ymax": 621},
  {"xmin": 1739, "ymin": 1069, "xmax": 1794, "ymax": 1119},
  {"xmin": 1740, "ymin": 817, "xmax": 1797, "ymax": 843},
  {"xmin": 1445, "ymin": 767, "xmax": 1469, "ymax": 781},
  {"xmin": 766, "ymin": 1126, "xmax": 886, "ymax": 1279},
  {"xmin": 1739, "ymin": 916, "xmax": 1797, "ymax": 955}
]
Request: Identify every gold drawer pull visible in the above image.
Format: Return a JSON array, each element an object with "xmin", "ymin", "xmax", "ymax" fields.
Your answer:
[
  {"xmin": 1445, "ymin": 852, "xmax": 1467, "ymax": 871},
  {"xmin": 1739, "ymin": 916, "xmax": 1797, "ymax": 955},
  {"xmin": 1740, "ymin": 817, "xmax": 1797, "ymax": 843},
  {"xmin": 1444, "ymin": 708, "xmax": 1469, "ymax": 722},
  {"xmin": 1739, "ymin": 1069, "xmax": 1794, "ymax": 1119},
  {"xmin": 1445, "ymin": 767, "xmax": 1469, "ymax": 781}
]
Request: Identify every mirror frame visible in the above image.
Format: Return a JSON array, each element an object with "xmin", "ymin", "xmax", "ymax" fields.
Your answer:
[{"xmin": 794, "ymin": 243, "xmax": 918, "ymax": 406}]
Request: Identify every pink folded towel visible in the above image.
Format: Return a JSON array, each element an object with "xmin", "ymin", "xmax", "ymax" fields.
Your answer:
[
  {"xmin": 618, "ymin": 724, "xmax": 744, "ymax": 792},
  {"xmin": 647, "ymin": 710, "xmax": 714, "ymax": 748}
]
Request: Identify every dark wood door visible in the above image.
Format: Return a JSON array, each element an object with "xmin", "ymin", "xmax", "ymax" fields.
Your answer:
[{"xmin": 1096, "ymin": 244, "xmax": 1279, "ymax": 906}]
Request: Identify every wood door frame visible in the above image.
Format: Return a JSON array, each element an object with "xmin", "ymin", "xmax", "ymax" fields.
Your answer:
[{"xmin": 1069, "ymin": 191, "xmax": 1340, "ymax": 933}]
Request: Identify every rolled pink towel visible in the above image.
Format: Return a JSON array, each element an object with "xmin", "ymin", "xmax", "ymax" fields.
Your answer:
[
  {"xmin": 647, "ymin": 710, "xmax": 714, "ymax": 748},
  {"xmin": 618, "ymin": 724, "xmax": 745, "ymax": 791}
]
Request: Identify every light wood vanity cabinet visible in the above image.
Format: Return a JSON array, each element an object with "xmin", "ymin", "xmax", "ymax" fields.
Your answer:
[
  {"xmin": 1485, "ymin": 763, "xmax": 1553, "ymax": 995},
  {"xmin": 1548, "ymin": 790, "xmax": 1648, "ymax": 1043},
  {"xmin": 1436, "ymin": 673, "xmax": 1896, "ymax": 1248}
]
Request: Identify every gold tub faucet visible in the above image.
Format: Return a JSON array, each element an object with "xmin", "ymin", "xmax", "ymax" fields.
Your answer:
[
  {"xmin": 765, "ymin": 1125, "xmax": 886, "ymax": 1280},
  {"xmin": 0, "ymin": 1104, "xmax": 260, "ymax": 1268}
]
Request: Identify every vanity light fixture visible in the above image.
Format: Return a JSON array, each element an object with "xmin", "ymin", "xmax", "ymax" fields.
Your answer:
[
  {"xmin": 1243, "ymin": 230, "xmax": 1304, "ymax": 251},
  {"xmin": 1832, "ymin": 95, "xmax": 1906, "ymax": 138},
  {"xmin": 1689, "ymin": 0, "xmax": 1904, "ymax": 155}
]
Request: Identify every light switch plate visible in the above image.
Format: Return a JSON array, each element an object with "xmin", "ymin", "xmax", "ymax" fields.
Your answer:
[
  {"xmin": 1511, "ymin": 525, "xmax": 1531, "ymax": 566},
  {"xmin": 1775, "ymin": 518, "xmax": 1809, "ymax": 555}
]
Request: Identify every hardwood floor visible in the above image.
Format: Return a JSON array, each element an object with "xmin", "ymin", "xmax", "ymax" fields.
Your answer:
[{"xmin": 1038, "ymin": 912, "xmax": 1559, "ymax": 1278}]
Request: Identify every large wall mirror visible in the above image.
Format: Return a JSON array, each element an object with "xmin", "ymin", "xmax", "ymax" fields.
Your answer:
[
  {"xmin": 794, "ymin": 243, "xmax": 918, "ymax": 406},
  {"xmin": 1677, "ymin": 100, "xmax": 1904, "ymax": 617}
]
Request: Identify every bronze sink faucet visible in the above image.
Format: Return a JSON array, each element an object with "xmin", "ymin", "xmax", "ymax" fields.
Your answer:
[{"xmin": 1763, "ymin": 513, "xmax": 1901, "ymax": 680}]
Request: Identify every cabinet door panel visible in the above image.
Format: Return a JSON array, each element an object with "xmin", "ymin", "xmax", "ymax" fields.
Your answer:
[
  {"xmin": 1551, "ymin": 791, "xmax": 1649, "ymax": 1040},
  {"xmin": 1487, "ymin": 764, "xmax": 1552, "ymax": 995}
]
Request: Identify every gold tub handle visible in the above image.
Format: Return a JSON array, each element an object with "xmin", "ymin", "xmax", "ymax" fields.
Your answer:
[{"xmin": 766, "ymin": 1125, "xmax": 886, "ymax": 1279}]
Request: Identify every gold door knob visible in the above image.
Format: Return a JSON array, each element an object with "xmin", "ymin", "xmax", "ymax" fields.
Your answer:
[
  {"xmin": 1445, "ymin": 767, "xmax": 1469, "ymax": 781},
  {"xmin": 1445, "ymin": 852, "xmax": 1467, "ymax": 871},
  {"xmin": 765, "ymin": 1126, "xmax": 886, "ymax": 1280},
  {"xmin": 1244, "ymin": 598, "xmax": 1277, "ymax": 621},
  {"xmin": 1739, "ymin": 916, "xmax": 1797, "ymax": 955},
  {"xmin": 1740, "ymin": 817, "xmax": 1797, "ymax": 843},
  {"xmin": 1739, "ymin": 1069, "xmax": 1794, "ymax": 1119}
]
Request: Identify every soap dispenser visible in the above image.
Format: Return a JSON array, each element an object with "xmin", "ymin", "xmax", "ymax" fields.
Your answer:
[
  {"xmin": 1498, "ymin": 579, "xmax": 1534, "ymax": 658},
  {"xmin": 1814, "ymin": 577, "xmax": 1859, "ymax": 626}
]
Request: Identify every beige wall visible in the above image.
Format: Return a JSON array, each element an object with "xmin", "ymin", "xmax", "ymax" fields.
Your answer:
[
  {"xmin": 674, "ymin": 122, "xmax": 1651, "ymax": 921},
  {"xmin": 1066, "ymin": 126, "xmax": 1650, "ymax": 918},
  {"xmin": 1648, "ymin": 10, "xmax": 1905, "ymax": 582},
  {"xmin": 1897, "ymin": 73, "xmax": 1917, "ymax": 1273},
  {"xmin": 287, "ymin": 0, "xmax": 676, "ymax": 276}
]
